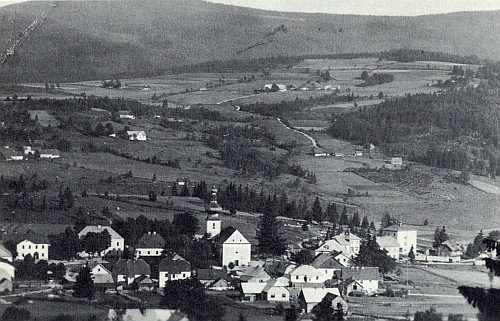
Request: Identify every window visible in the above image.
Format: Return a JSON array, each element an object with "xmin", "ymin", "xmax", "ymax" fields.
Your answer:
[
  {"xmin": 236, "ymin": 251, "xmax": 238, "ymax": 254},
  {"xmin": 139, "ymin": 251, "xmax": 141, "ymax": 254},
  {"xmin": 29, "ymin": 245, "xmax": 31, "ymax": 249},
  {"xmin": 271, "ymin": 294, "xmax": 275, "ymax": 298},
  {"xmin": 42, "ymin": 245, "xmax": 44, "ymax": 249},
  {"xmin": 117, "ymin": 242, "xmax": 119, "ymax": 246},
  {"xmin": 22, "ymin": 245, "xmax": 25, "ymax": 249},
  {"xmin": 282, "ymin": 293, "xmax": 286, "ymax": 298},
  {"xmin": 98, "ymin": 268, "xmax": 100, "ymax": 272},
  {"xmin": 165, "ymin": 273, "xmax": 168, "ymax": 277},
  {"xmin": 41, "ymin": 253, "xmax": 44, "ymax": 257},
  {"xmin": 316, "ymin": 276, "xmax": 319, "ymax": 280},
  {"xmin": 148, "ymin": 251, "xmax": 151, "ymax": 255},
  {"xmin": 399, "ymin": 248, "xmax": 403, "ymax": 252},
  {"xmin": 182, "ymin": 273, "xmax": 186, "ymax": 278},
  {"xmin": 213, "ymin": 223, "xmax": 216, "ymax": 228},
  {"xmin": 156, "ymin": 251, "xmax": 159, "ymax": 255},
  {"xmin": 296, "ymin": 276, "xmax": 299, "ymax": 280},
  {"xmin": 35, "ymin": 245, "xmax": 38, "ymax": 249}
]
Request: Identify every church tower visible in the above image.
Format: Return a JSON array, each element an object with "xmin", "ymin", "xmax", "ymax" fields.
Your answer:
[{"xmin": 205, "ymin": 186, "xmax": 222, "ymax": 238}]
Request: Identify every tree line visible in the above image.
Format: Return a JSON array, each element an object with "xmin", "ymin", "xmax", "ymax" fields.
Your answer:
[{"xmin": 328, "ymin": 88, "xmax": 500, "ymax": 176}]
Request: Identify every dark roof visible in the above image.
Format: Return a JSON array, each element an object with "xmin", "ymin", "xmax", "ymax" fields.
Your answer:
[
  {"xmin": 195, "ymin": 268, "xmax": 228, "ymax": 281},
  {"xmin": 113, "ymin": 259, "xmax": 151, "ymax": 276},
  {"xmin": 136, "ymin": 232, "xmax": 165, "ymax": 249},
  {"xmin": 159, "ymin": 257, "xmax": 191, "ymax": 274},
  {"xmin": 311, "ymin": 253, "xmax": 344, "ymax": 269},
  {"xmin": 213, "ymin": 226, "xmax": 237, "ymax": 244},
  {"xmin": 13, "ymin": 231, "xmax": 50, "ymax": 245},
  {"xmin": 337, "ymin": 267, "xmax": 380, "ymax": 280}
]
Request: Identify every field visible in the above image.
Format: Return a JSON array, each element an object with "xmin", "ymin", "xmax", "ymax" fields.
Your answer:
[{"xmin": 2, "ymin": 57, "xmax": 498, "ymax": 320}]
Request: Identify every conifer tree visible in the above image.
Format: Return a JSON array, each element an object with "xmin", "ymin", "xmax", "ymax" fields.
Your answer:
[
  {"xmin": 311, "ymin": 196, "xmax": 323, "ymax": 223},
  {"xmin": 73, "ymin": 265, "xmax": 94, "ymax": 300},
  {"xmin": 339, "ymin": 206, "xmax": 349, "ymax": 225},
  {"xmin": 256, "ymin": 212, "xmax": 286, "ymax": 257},
  {"xmin": 361, "ymin": 215, "xmax": 369, "ymax": 229},
  {"xmin": 459, "ymin": 237, "xmax": 500, "ymax": 320}
]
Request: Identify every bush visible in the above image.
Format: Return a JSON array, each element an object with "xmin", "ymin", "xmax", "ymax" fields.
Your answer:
[{"xmin": 1, "ymin": 306, "xmax": 31, "ymax": 321}]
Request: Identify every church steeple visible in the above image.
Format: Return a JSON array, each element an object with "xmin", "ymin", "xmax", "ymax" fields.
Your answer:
[{"xmin": 205, "ymin": 186, "xmax": 222, "ymax": 237}]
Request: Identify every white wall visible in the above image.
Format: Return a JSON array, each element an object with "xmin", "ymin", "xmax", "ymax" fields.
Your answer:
[
  {"xmin": 16, "ymin": 240, "xmax": 49, "ymax": 260},
  {"xmin": 222, "ymin": 243, "xmax": 251, "ymax": 267},
  {"xmin": 136, "ymin": 248, "xmax": 163, "ymax": 257},
  {"xmin": 159, "ymin": 271, "xmax": 192, "ymax": 288}
]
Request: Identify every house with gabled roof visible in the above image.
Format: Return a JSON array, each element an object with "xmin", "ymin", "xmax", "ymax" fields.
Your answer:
[
  {"xmin": 88, "ymin": 262, "xmax": 114, "ymax": 286},
  {"xmin": 381, "ymin": 222, "xmax": 417, "ymax": 257},
  {"xmin": 214, "ymin": 226, "xmax": 251, "ymax": 267},
  {"xmin": 335, "ymin": 267, "xmax": 380, "ymax": 295},
  {"xmin": 78, "ymin": 225, "xmax": 124, "ymax": 256},
  {"xmin": 332, "ymin": 232, "xmax": 361, "ymax": 257},
  {"xmin": 113, "ymin": 258, "xmax": 151, "ymax": 285},
  {"xmin": 195, "ymin": 268, "xmax": 230, "ymax": 290},
  {"xmin": 0, "ymin": 261, "xmax": 15, "ymax": 292},
  {"xmin": 262, "ymin": 277, "xmax": 290, "ymax": 302},
  {"xmin": 311, "ymin": 252, "xmax": 344, "ymax": 279},
  {"xmin": 241, "ymin": 282, "xmax": 267, "ymax": 301},
  {"xmin": 159, "ymin": 254, "xmax": 191, "ymax": 288},
  {"xmin": 376, "ymin": 236, "xmax": 400, "ymax": 260},
  {"xmin": 288, "ymin": 265, "xmax": 326, "ymax": 288},
  {"xmin": 0, "ymin": 244, "xmax": 13, "ymax": 262},
  {"xmin": 297, "ymin": 288, "xmax": 347, "ymax": 314},
  {"xmin": 136, "ymin": 231, "xmax": 165, "ymax": 257},
  {"xmin": 314, "ymin": 239, "xmax": 345, "ymax": 256},
  {"xmin": 239, "ymin": 265, "xmax": 271, "ymax": 283},
  {"xmin": 15, "ymin": 232, "xmax": 50, "ymax": 260}
]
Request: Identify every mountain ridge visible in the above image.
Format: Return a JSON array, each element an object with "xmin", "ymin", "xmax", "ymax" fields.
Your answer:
[{"xmin": 0, "ymin": 0, "xmax": 499, "ymax": 82}]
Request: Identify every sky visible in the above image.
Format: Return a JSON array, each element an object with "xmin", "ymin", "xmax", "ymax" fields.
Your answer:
[{"xmin": 1, "ymin": 0, "xmax": 500, "ymax": 16}]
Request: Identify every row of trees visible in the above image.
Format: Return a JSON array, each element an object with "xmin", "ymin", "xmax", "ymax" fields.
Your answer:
[
  {"xmin": 359, "ymin": 71, "xmax": 394, "ymax": 87},
  {"xmin": 328, "ymin": 88, "xmax": 500, "ymax": 176}
]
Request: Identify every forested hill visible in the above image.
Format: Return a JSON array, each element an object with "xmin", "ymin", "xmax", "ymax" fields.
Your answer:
[
  {"xmin": 328, "ymin": 86, "xmax": 500, "ymax": 176},
  {"xmin": 0, "ymin": 0, "xmax": 500, "ymax": 82}
]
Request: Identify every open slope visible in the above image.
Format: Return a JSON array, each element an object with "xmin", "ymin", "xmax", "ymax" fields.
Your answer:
[{"xmin": 0, "ymin": 0, "xmax": 500, "ymax": 82}]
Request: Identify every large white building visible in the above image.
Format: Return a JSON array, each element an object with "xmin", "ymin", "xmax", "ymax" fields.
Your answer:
[
  {"xmin": 136, "ymin": 231, "xmax": 165, "ymax": 257},
  {"xmin": 214, "ymin": 227, "xmax": 251, "ymax": 267},
  {"xmin": 15, "ymin": 233, "xmax": 50, "ymax": 260},
  {"xmin": 78, "ymin": 225, "xmax": 124, "ymax": 257},
  {"xmin": 381, "ymin": 223, "xmax": 417, "ymax": 257}
]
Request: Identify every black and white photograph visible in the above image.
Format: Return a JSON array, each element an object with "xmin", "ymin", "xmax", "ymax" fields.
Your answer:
[{"xmin": 0, "ymin": 0, "xmax": 499, "ymax": 320}]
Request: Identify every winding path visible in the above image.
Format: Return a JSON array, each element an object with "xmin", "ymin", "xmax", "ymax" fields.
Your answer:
[{"xmin": 276, "ymin": 118, "xmax": 319, "ymax": 148}]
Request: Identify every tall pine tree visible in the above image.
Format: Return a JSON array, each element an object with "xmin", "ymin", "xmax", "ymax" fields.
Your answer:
[
  {"xmin": 256, "ymin": 212, "xmax": 286, "ymax": 257},
  {"xmin": 73, "ymin": 265, "xmax": 94, "ymax": 300}
]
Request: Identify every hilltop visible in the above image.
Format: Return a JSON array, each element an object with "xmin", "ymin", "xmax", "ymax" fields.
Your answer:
[{"xmin": 0, "ymin": 0, "xmax": 499, "ymax": 82}]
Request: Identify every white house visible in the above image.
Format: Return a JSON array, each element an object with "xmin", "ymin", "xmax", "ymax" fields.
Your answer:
[
  {"xmin": 298, "ymin": 288, "xmax": 347, "ymax": 314},
  {"xmin": 127, "ymin": 131, "xmax": 147, "ymax": 141},
  {"xmin": 288, "ymin": 265, "xmax": 326, "ymax": 287},
  {"xmin": 376, "ymin": 236, "xmax": 400, "ymax": 260},
  {"xmin": 311, "ymin": 253, "xmax": 344, "ymax": 279},
  {"xmin": 0, "ymin": 244, "xmax": 13, "ymax": 262},
  {"xmin": 158, "ymin": 254, "xmax": 191, "ymax": 288},
  {"xmin": 78, "ymin": 225, "xmax": 124, "ymax": 256},
  {"xmin": 89, "ymin": 262, "xmax": 114, "ymax": 285},
  {"xmin": 16, "ymin": 234, "xmax": 50, "ymax": 260},
  {"xmin": 214, "ymin": 227, "xmax": 251, "ymax": 267},
  {"xmin": 136, "ymin": 232, "xmax": 165, "ymax": 257},
  {"xmin": 0, "ymin": 260, "xmax": 15, "ymax": 292},
  {"xmin": 315, "ymin": 232, "xmax": 360, "ymax": 258},
  {"xmin": 241, "ymin": 282, "xmax": 267, "ymax": 301},
  {"xmin": 262, "ymin": 277, "xmax": 290, "ymax": 302},
  {"xmin": 118, "ymin": 111, "xmax": 135, "ymax": 119},
  {"xmin": 336, "ymin": 267, "xmax": 380, "ymax": 295},
  {"xmin": 381, "ymin": 223, "xmax": 417, "ymax": 257}
]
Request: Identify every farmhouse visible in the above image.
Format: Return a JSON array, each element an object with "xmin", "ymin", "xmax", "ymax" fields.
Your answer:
[
  {"xmin": 335, "ymin": 267, "xmax": 380, "ymax": 295},
  {"xmin": 136, "ymin": 231, "xmax": 165, "ymax": 257},
  {"xmin": 298, "ymin": 288, "xmax": 347, "ymax": 314},
  {"xmin": 195, "ymin": 268, "xmax": 229, "ymax": 290},
  {"xmin": 288, "ymin": 264, "xmax": 326, "ymax": 288},
  {"xmin": 381, "ymin": 222, "xmax": 417, "ymax": 257},
  {"xmin": 127, "ymin": 130, "xmax": 147, "ymax": 141},
  {"xmin": 262, "ymin": 277, "xmax": 290, "ymax": 302},
  {"xmin": 0, "ymin": 261, "xmax": 15, "ymax": 292},
  {"xmin": 2, "ymin": 149, "xmax": 23, "ymax": 161},
  {"xmin": 15, "ymin": 232, "xmax": 50, "ymax": 260},
  {"xmin": 158, "ymin": 254, "xmax": 191, "ymax": 288},
  {"xmin": 241, "ymin": 282, "xmax": 267, "ymax": 301},
  {"xmin": 311, "ymin": 252, "xmax": 344, "ymax": 279},
  {"xmin": 118, "ymin": 111, "xmax": 135, "ymax": 119},
  {"xmin": 437, "ymin": 240, "xmax": 463, "ymax": 261},
  {"xmin": 214, "ymin": 226, "xmax": 251, "ymax": 267},
  {"xmin": 0, "ymin": 244, "xmax": 13, "ymax": 262},
  {"xmin": 376, "ymin": 236, "xmax": 400, "ymax": 260},
  {"xmin": 239, "ymin": 265, "xmax": 271, "ymax": 283},
  {"xmin": 113, "ymin": 258, "xmax": 151, "ymax": 285},
  {"xmin": 78, "ymin": 225, "xmax": 124, "ymax": 256},
  {"xmin": 315, "ymin": 232, "xmax": 360, "ymax": 258},
  {"xmin": 88, "ymin": 262, "xmax": 114, "ymax": 286}
]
